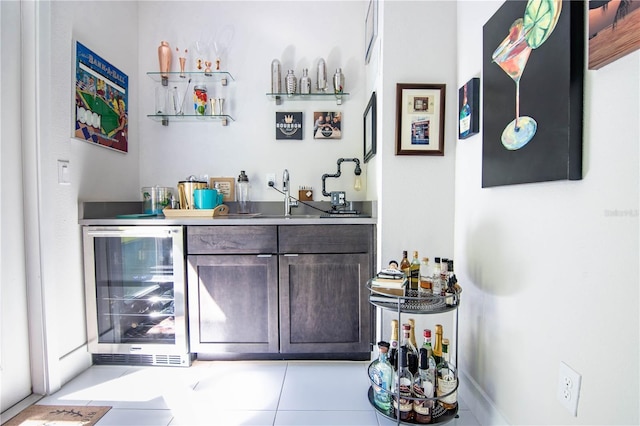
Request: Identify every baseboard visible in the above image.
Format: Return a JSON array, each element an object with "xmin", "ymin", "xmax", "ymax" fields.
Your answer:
[{"xmin": 459, "ymin": 370, "xmax": 510, "ymax": 425}]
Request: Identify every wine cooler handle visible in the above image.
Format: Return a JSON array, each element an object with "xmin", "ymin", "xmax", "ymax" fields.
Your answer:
[{"xmin": 86, "ymin": 229, "xmax": 173, "ymax": 237}]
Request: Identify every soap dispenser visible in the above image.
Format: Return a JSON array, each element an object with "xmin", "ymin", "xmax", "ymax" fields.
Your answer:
[{"xmin": 237, "ymin": 170, "xmax": 250, "ymax": 214}]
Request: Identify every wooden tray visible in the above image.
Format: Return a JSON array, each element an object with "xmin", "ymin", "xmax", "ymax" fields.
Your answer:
[{"xmin": 163, "ymin": 204, "xmax": 229, "ymax": 217}]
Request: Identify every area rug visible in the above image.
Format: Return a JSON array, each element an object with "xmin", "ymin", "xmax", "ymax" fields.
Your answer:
[{"xmin": 4, "ymin": 405, "xmax": 111, "ymax": 426}]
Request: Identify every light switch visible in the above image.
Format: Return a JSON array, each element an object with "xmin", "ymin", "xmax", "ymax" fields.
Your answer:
[{"xmin": 58, "ymin": 160, "xmax": 70, "ymax": 185}]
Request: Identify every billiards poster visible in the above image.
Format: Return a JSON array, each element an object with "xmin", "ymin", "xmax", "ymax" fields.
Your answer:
[{"xmin": 74, "ymin": 41, "xmax": 129, "ymax": 153}]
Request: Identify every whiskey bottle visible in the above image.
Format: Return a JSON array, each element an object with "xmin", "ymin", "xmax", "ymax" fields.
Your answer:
[
  {"xmin": 370, "ymin": 341, "xmax": 393, "ymax": 412},
  {"xmin": 389, "ymin": 319, "xmax": 399, "ymax": 371},
  {"xmin": 401, "ymin": 323, "xmax": 419, "ymax": 375},
  {"xmin": 409, "ymin": 251, "xmax": 420, "ymax": 290},
  {"xmin": 393, "ymin": 347, "xmax": 415, "ymax": 422},
  {"xmin": 400, "ymin": 251, "xmax": 411, "ymax": 283},
  {"xmin": 413, "ymin": 347, "xmax": 435, "ymax": 424},
  {"xmin": 437, "ymin": 338, "xmax": 458, "ymax": 411}
]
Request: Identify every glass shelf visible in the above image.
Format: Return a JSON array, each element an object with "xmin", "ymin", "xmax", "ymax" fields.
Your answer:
[
  {"xmin": 147, "ymin": 114, "xmax": 234, "ymax": 126},
  {"xmin": 147, "ymin": 71, "xmax": 234, "ymax": 86},
  {"xmin": 266, "ymin": 92, "xmax": 349, "ymax": 105}
]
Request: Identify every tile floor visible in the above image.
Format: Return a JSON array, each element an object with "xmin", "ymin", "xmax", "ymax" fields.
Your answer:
[{"xmin": 33, "ymin": 361, "xmax": 480, "ymax": 426}]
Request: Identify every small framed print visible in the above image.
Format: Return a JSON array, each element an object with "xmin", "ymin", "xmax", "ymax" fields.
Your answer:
[
  {"xmin": 209, "ymin": 177, "xmax": 235, "ymax": 202},
  {"xmin": 313, "ymin": 112, "xmax": 342, "ymax": 139},
  {"xmin": 395, "ymin": 83, "xmax": 446, "ymax": 156},
  {"xmin": 459, "ymin": 77, "xmax": 480, "ymax": 139},
  {"xmin": 275, "ymin": 112, "xmax": 303, "ymax": 140}
]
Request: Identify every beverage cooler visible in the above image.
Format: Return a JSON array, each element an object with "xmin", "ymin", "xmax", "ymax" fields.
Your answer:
[{"xmin": 82, "ymin": 226, "xmax": 191, "ymax": 366}]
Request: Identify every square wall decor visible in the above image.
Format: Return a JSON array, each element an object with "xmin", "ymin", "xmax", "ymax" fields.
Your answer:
[{"xmin": 482, "ymin": 0, "xmax": 584, "ymax": 187}]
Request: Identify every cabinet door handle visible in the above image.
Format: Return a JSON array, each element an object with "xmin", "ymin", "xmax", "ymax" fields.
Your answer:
[
  {"xmin": 283, "ymin": 253, "xmax": 299, "ymax": 257},
  {"xmin": 257, "ymin": 254, "xmax": 273, "ymax": 258}
]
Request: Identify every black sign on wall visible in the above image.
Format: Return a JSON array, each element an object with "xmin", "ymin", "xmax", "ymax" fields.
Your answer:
[{"xmin": 275, "ymin": 112, "xmax": 303, "ymax": 140}]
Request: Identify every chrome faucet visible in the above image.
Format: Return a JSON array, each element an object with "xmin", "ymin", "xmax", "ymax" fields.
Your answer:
[{"xmin": 283, "ymin": 169, "xmax": 298, "ymax": 216}]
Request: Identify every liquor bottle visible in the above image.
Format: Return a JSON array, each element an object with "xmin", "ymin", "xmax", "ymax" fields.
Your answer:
[
  {"xmin": 440, "ymin": 258, "xmax": 449, "ymax": 296},
  {"xmin": 393, "ymin": 347, "xmax": 415, "ymax": 422},
  {"xmin": 401, "ymin": 323, "xmax": 419, "ymax": 375},
  {"xmin": 400, "ymin": 251, "xmax": 411, "ymax": 284},
  {"xmin": 370, "ymin": 341, "xmax": 393, "ymax": 412},
  {"xmin": 459, "ymin": 82, "xmax": 471, "ymax": 138},
  {"xmin": 433, "ymin": 324, "xmax": 443, "ymax": 366},
  {"xmin": 445, "ymin": 259, "xmax": 456, "ymax": 306},
  {"xmin": 408, "ymin": 318, "xmax": 418, "ymax": 349},
  {"xmin": 413, "ymin": 347, "xmax": 435, "ymax": 424},
  {"xmin": 437, "ymin": 338, "xmax": 458, "ymax": 411},
  {"xmin": 432, "ymin": 257, "xmax": 443, "ymax": 297},
  {"xmin": 418, "ymin": 257, "xmax": 432, "ymax": 296},
  {"xmin": 409, "ymin": 251, "xmax": 420, "ymax": 290},
  {"xmin": 389, "ymin": 319, "xmax": 399, "ymax": 371},
  {"xmin": 422, "ymin": 329, "xmax": 437, "ymax": 377}
]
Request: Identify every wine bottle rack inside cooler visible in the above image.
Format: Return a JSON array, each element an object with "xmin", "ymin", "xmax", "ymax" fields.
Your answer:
[{"xmin": 366, "ymin": 281, "xmax": 460, "ymax": 425}]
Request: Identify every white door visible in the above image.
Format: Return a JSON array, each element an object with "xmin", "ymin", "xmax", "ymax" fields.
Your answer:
[{"xmin": 1, "ymin": 0, "xmax": 34, "ymax": 412}]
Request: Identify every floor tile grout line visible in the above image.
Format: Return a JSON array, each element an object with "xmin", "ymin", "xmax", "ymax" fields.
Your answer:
[{"xmin": 272, "ymin": 362, "xmax": 289, "ymax": 425}]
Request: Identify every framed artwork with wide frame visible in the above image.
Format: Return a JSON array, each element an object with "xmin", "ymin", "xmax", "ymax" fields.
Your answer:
[
  {"xmin": 395, "ymin": 83, "xmax": 445, "ymax": 156},
  {"xmin": 363, "ymin": 91, "xmax": 377, "ymax": 163}
]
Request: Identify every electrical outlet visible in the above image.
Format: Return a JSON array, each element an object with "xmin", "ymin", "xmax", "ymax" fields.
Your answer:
[
  {"xmin": 557, "ymin": 361, "xmax": 581, "ymax": 416},
  {"xmin": 266, "ymin": 173, "xmax": 276, "ymax": 187}
]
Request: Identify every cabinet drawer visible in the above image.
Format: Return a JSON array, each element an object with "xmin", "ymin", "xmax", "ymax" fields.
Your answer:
[
  {"xmin": 279, "ymin": 224, "xmax": 373, "ymax": 254},
  {"xmin": 187, "ymin": 226, "xmax": 277, "ymax": 254}
]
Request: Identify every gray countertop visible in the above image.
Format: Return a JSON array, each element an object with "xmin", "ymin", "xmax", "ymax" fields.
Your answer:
[{"xmin": 78, "ymin": 201, "xmax": 377, "ymax": 226}]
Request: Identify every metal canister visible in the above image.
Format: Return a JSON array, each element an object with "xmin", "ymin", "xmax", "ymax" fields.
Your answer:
[{"xmin": 194, "ymin": 85, "xmax": 207, "ymax": 116}]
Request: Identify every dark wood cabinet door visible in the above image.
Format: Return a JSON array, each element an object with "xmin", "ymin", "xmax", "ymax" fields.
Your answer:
[
  {"xmin": 279, "ymin": 253, "xmax": 372, "ymax": 356},
  {"xmin": 187, "ymin": 254, "xmax": 279, "ymax": 354}
]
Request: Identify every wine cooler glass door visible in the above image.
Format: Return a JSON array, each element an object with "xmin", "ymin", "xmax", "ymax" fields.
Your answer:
[{"xmin": 84, "ymin": 226, "xmax": 187, "ymax": 355}]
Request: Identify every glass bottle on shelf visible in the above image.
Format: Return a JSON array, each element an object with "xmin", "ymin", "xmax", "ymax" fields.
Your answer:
[
  {"xmin": 433, "ymin": 324, "xmax": 443, "ymax": 366},
  {"xmin": 393, "ymin": 347, "xmax": 415, "ymax": 422},
  {"xmin": 410, "ymin": 251, "xmax": 420, "ymax": 290},
  {"xmin": 432, "ymin": 257, "xmax": 442, "ymax": 297},
  {"xmin": 400, "ymin": 251, "xmax": 411, "ymax": 285},
  {"xmin": 401, "ymin": 323, "xmax": 419, "ymax": 375},
  {"xmin": 419, "ymin": 257, "xmax": 432, "ymax": 296},
  {"xmin": 413, "ymin": 346, "xmax": 435, "ymax": 424},
  {"xmin": 437, "ymin": 338, "xmax": 458, "ymax": 411},
  {"xmin": 370, "ymin": 341, "xmax": 393, "ymax": 412},
  {"xmin": 389, "ymin": 319, "xmax": 399, "ymax": 371},
  {"xmin": 422, "ymin": 329, "xmax": 437, "ymax": 377}
]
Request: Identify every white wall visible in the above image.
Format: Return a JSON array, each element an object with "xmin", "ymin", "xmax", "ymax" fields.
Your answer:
[
  {"xmin": 376, "ymin": 1, "xmax": 458, "ymax": 342},
  {"xmin": 37, "ymin": 1, "xmax": 140, "ymax": 390},
  {"xmin": 455, "ymin": 1, "xmax": 639, "ymax": 424},
  {"xmin": 137, "ymin": 1, "xmax": 370, "ymax": 205}
]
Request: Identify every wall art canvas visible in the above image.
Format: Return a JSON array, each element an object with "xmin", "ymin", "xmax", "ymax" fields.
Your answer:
[
  {"xmin": 459, "ymin": 77, "xmax": 480, "ymax": 139},
  {"xmin": 588, "ymin": 0, "xmax": 640, "ymax": 69},
  {"xmin": 74, "ymin": 41, "xmax": 128, "ymax": 153},
  {"xmin": 482, "ymin": 0, "xmax": 584, "ymax": 187},
  {"xmin": 275, "ymin": 112, "xmax": 303, "ymax": 140},
  {"xmin": 313, "ymin": 112, "xmax": 342, "ymax": 139}
]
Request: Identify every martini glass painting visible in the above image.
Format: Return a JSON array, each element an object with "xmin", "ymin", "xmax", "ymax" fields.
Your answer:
[{"xmin": 492, "ymin": 0, "xmax": 562, "ymax": 150}]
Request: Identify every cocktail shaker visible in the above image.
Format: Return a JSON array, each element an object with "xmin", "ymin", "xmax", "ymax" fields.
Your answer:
[
  {"xmin": 333, "ymin": 68, "xmax": 344, "ymax": 94},
  {"xmin": 316, "ymin": 58, "xmax": 327, "ymax": 92},
  {"xmin": 271, "ymin": 59, "xmax": 282, "ymax": 93}
]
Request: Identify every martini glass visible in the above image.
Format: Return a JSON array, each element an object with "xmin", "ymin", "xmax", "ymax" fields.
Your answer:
[{"xmin": 492, "ymin": 18, "xmax": 537, "ymax": 150}]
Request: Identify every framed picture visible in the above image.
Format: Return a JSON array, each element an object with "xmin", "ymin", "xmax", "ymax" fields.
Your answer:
[
  {"xmin": 363, "ymin": 92, "xmax": 377, "ymax": 163},
  {"xmin": 209, "ymin": 177, "xmax": 235, "ymax": 202},
  {"xmin": 459, "ymin": 77, "xmax": 480, "ymax": 139},
  {"xmin": 482, "ymin": 0, "xmax": 584, "ymax": 187},
  {"xmin": 588, "ymin": 0, "xmax": 640, "ymax": 70},
  {"xmin": 74, "ymin": 41, "xmax": 128, "ymax": 153},
  {"xmin": 275, "ymin": 112, "xmax": 303, "ymax": 140},
  {"xmin": 313, "ymin": 112, "xmax": 342, "ymax": 139},
  {"xmin": 395, "ymin": 83, "xmax": 445, "ymax": 156},
  {"xmin": 365, "ymin": 0, "xmax": 378, "ymax": 64}
]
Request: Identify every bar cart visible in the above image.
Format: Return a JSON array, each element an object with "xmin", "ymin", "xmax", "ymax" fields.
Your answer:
[{"xmin": 366, "ymin": 281, "xmax": 460, "ymax": 425}]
